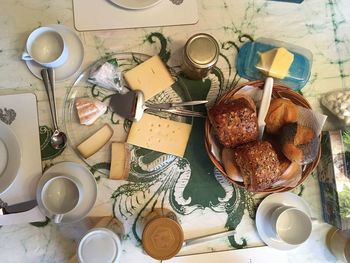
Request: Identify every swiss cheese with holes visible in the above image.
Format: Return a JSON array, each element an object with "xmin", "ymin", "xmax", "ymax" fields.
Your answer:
[
  {"xmin": 126, "ymin": 113, "xmax": 192, "ymax": 157},
  {"xmin": 123, "ymin": 55, "xmax": 175, "ymax": 101}
]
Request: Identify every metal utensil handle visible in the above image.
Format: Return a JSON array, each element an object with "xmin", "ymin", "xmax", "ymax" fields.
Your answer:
[
  {"xmin": 146, "ymin": 108, "xmax": 206, "ymax": 118},
  {"xmin": 47, "ymin": 68, "xmax": 59, "ymax": 130},
  {"xmin": 166, "ymin": 108, "xmax": 207, "ymax": 118},
  {"xmin": 170, "ymin": 100, "xmax": 208, "ymax": 107},
  {"xmin": 41, "ymin": 69, "xmax": 58, "ymax": 130},
  {"xmin": 146, "ymin": 100, "xmax": 208, "ymax": 110},
  {"xmin": 183, "ymin": 229, "xmax": 236, "ymax": 247}
]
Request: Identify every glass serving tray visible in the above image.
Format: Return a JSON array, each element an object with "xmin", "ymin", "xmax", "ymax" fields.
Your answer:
[{"xmin": 63, "ymin": 52, "xmax": 192, "ymax": 177}]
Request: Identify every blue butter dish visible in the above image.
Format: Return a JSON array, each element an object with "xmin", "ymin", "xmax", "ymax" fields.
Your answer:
[{"xmin": 236, "ymin": 38, "xmax": 313, "ymax": 91}]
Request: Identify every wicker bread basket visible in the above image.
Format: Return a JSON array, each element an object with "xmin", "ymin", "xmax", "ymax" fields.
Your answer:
[{"xmin": 204, "ymin": 80, "xmax": 321, "ymax": 193}]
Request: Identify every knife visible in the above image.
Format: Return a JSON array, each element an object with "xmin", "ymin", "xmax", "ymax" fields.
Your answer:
[
  {"xmin": 0, "ymin": 199, "xmax": 37, "ymax": 215},
  {"xmin": 145, "ymin": 100, "xmax": 208, "ymax": 110}
]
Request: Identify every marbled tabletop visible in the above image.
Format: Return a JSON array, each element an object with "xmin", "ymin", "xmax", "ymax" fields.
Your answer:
[{"xmin": 0, "ymin": 0, "xmax": 349, "ymax": 262}]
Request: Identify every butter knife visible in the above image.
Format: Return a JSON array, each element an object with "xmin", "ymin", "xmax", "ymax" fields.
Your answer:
[
  {"xmin": 182, "ymin": 229, "xmax": 236, "ymax": 247},
  {"xmin": 0, "ymin": 199, "xmax": 37, "ymax": 215}
]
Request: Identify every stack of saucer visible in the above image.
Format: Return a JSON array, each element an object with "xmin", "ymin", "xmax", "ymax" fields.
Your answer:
[
  {"xmin": 23, "ymin": 24, "xmax": 84, "ymax": 82},
  {"xmin": 255, "ymin": 192, "xmax": 313, "ymax": 250}
]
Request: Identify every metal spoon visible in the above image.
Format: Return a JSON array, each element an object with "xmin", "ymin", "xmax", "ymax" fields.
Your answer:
[{"xmin": 41, "ymin": 68, "xmax": 67, "ymax": 150}]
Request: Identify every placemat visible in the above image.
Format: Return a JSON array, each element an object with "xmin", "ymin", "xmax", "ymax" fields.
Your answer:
[
  {"xmin": 0, "ymin": 93, "xmax": 46, "ymax": 225},
  {"xmin": 72, "ymin": 0, "xmax": 198, "ymax": 31}
]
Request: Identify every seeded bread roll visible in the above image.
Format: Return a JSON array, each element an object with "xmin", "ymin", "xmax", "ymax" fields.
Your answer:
[
  {"xmin": 208, "ymin": 96, "xmax": 258, "ymax": 148},
  {"xmin": 265, "ymin": 98, "xmax": 298, "ymax": 134},
  {"xmin": 233, "ymin": 141, "xmax": 280, "ymax": 192}
]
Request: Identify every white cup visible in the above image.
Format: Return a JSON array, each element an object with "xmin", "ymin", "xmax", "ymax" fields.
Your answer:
[
  {"xmin": 326, "ymin": 227, "xmax": 350, "ymax": 262},
  {"xmin": 22, "ymin": 26, "xmax": 68, "ymax": 68},
  {"xmin": 270, "ymin": 206, "xmax": 312, "ymax": 245},
  {"xmin": 41, "ymin": 175, "xmax": 82, "ymax": 223}
]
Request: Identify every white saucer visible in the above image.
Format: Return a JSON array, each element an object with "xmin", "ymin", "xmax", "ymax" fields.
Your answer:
[
  {"xmin": 25, "ymin": 24, "xmax": 84, "ymax": 82},
  {"xmin": 109, "ymin": 0, "xmax": 162, "ymax": 10},
  {"xmin": 255, "ymin": 192, "xmax": 312, "ymax": 250},
  {"xmin": 36, "ymin": 162, "xmax": 97, "ymax": 223},
  {"xmin": 0, "ymin": 121, "xmax": 21, "ymax": 194}
]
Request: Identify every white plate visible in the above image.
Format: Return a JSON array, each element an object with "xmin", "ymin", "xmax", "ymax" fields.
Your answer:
[
  {"xmin": 109, "ymin": 0, "xmax": 162, "ymax": 10},
  {"xmin": 36, "ymin": 162, "xmax": 97, "ymax": 223},
  {"xmin": 0, "ymin": 121, "xmax": 21, "ymax": 194},
  {"xmin": 255, "ymin": 192, "xmax": 312, "ymax": 250},
  {"xmin": 25, "ymin": 24, "xmax": 84, "ymax": 82}
]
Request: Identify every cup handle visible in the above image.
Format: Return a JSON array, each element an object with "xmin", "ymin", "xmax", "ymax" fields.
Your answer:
[
  {"xmin": 21, "ymin": 51, "xmax": 33, "ymax": 61},
  {"xmin": 53, "ymin": 214, "xmax": 64, "ymax": 223}
]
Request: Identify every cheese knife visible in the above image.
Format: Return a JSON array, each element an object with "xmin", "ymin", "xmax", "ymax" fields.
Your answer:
[{"xmin": 0, "ymin": 199, "xmax": 37, "ymax": 215}]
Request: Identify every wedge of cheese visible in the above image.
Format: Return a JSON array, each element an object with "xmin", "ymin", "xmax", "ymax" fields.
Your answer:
[
  {"xmin": 123, "ymin": 55, "xmax": 175, "ymax": 101},
  {"xmin": 110, "ymin": 142, "xmax": 130, "ymax": 180},
  {"xmin": 127, "ymin": 113, "xmax": 192, "ymax": 157},
  {"xmin": 257, "ymin": 47, "xmax": 294, "ymax": 79},
  {"xmin": 77, "ymin": 124, "xmax": 113, "ymax": 158},
  {"xmin": 75, "ymin": 98, "xmax": 107, "ymax": 126}
]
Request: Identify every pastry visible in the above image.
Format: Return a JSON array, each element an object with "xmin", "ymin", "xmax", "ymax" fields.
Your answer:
[
  {"xmin": 208, "ymin": 96, "xmax": 258, "ymax": 148},
  {"xmin": 233, "ymin": 141, "xmax": 280, "ymax": 192},
  {"xmin": 281, "ymin": 123, "xmax": 319, "ymax": 165},
  {"xmin": 221, "ymin": 148, "xmax": 243, "ymax": 182},
  {"xmin": 75, "ymin": 98, "xmax": 107, "ymax": 125},
  {"xmin": 265, "ymin": 98, "xmax": 298, "ymax": 134}
]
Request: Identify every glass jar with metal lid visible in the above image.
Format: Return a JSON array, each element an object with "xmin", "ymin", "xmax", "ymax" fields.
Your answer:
[
  {"xmin": 141, "ymin": 208, "xmax": 184, "ymax": 261},
  {"xmin": 182, "ymin": 33, "xmax": 220, "ymax": 80}
]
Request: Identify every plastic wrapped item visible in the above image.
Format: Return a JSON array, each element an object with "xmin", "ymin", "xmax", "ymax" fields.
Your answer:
[
  {"xmin": 321, "ymin": 90, "xmax": 350, "ymax": 126},
  {"xmin": 88, "ymin": 58, "xmax": 124, "ymax": 92},
  {"xmin": 236, "ymin": 38, "xmax": 313, "ymax": 91}
]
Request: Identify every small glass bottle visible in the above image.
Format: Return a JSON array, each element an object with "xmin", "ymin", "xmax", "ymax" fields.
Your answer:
[
  {"xmin": 182, "ymin": 33, "xmax": 220, "ymax": 80},
  {"xmin": 326, "ymin": 227, "xmax": 350, "ymax": 262}
]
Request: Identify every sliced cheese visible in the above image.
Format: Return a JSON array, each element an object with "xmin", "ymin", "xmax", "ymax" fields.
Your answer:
[
  {"xmin": 77, "ymin": 124, "xmax": 113, "ymax": 158},
  {"xmin": 126, "ymin": 113, "xmax": 192, "ymax": 157},
  {"xmin": 123, "ymin": 55, "xmax": 175, "ymax": 101},
  {"xmin": 110, "ymin": 142, "xmax": 130, "ymax": 180},
  {"xmin": 257, "ymin": 47, "xmax": 294, "ymax": 79}
]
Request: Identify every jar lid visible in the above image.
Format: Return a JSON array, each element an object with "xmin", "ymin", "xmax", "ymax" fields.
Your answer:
[
  {"xmin": 77, "ymin": 228, "xmax": 122, "ymax": 263},
  {"xmin": 185, "ymin": 33, "xmax": 219, "ymax": 69},
  {"xmin": 142, "ymin": 217, "xmax": 184, "ymax": 260}
]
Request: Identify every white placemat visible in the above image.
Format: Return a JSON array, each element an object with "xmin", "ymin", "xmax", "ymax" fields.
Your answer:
[
  {"xmin": 0, "ymin": 93, "xmax": 46, "ymax": 225},
  {"xmin": 72, "ymin": 0, "xmax": 198, "ymax": 31}
]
